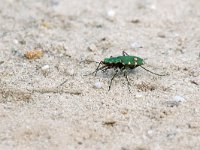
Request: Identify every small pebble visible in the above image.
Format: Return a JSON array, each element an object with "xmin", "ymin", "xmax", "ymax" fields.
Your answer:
[
  {"xmin": 157, "ymin": 32, "xmax": 166, "ymax": 38},
  {"xmin": 19, "ymin": 40, "xmax": 26, "ymax": 45},
  {"xmin": 13, "ymin": 39, "xmax": 19, "ymax": 44},
  {"xmin": 131, "ymin": 42, "xmax": 142, "ymax": 49},
  {"xmin": 167, "ymin": 132, "xmax": 176, "ymax": 138},
  {"xmin": 149, "ymin": 4, "xmax": 156, "ymax": 10},
  {"xmin": 41, "ymin": 65, "xmax": 50, "ymax": 71},
  {"xmin": 25, "ymin": 49, "xmax": 43, "ymax": 59},
  {"xmin": 94, "ymin": 82, "xmax": 102, "ymax": 89},
  {"xmin": 135, "ymin": 94, "xmax": 143, "ymax": 98},
  {"xmin": 147, "ymin": 130, "xmax": 154, "ymax": 136},
  {"xmin": 173, "ymin": 95, "xmax": 186, "ymax": 102},
  {"xmin": 131, "ymin": 19, "xmax": 140, "ymax": 24},
  {"xmin": 88, "ymin": 44, "xmax": 97, "ymax": 52},
  {"xmin": 67, "ymin": 68, "xmax": 74, "ymax": 76},
  {"xmin": 164, "ymin": 95, "xmax": 186, "ymax": 107},
  {"xmin": 107, "ymin": 10, "xmax": 116, "ymax": 18},
  {"xmin": 164, "ymin": 101, "xmax": 179, "ymax": 107}
]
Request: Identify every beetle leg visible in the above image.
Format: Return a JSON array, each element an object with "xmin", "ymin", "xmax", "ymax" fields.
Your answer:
[
  {"xmin": 93, "ymin": 61, "xmax": 104, "ymax": 76},
  {"xmin": 123, "ymin": 70, "xmax": 131, "ymax": 93},
  {"xmin": 122, "ymin": 51, "xmax": 129, "ymax": 56},
  {"xmin": 101, "ymin": 66, "xmax": 110, "ymax": 72},
  {"xmin": 108, "ymin": 70, "xmax": 118, "ymax": 91}
]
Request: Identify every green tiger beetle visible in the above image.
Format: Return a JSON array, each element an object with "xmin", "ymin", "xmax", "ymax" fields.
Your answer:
[{"xmin": 86, "ymin": 51, "xmax": 168, "ymax": 92}]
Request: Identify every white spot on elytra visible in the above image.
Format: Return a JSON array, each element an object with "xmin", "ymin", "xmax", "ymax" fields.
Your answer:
[{"xmin": 135, "ymin": 62, "xmax": 137, "ymax": 66}]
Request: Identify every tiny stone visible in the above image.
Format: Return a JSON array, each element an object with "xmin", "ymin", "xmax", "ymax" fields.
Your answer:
[
  {"xmin": 13, "ymin": 39, "xmax": 19, "ymax": 44},
  {"xmin": 157, "ymin": 32, "xmax": 166, "ymax": 38},
  {"xmin": 166, "ymin": 132, "xmax": 176, "ymax": 139},
  {"xmin": 100, "ymin": 37, "xmax": 106, "ymax": 41},
  {"xmin": 147, "ymin": 130, "xmax": 154, "ymax": 136},
  {"xmin": 59, "ymin": 53, "xmax": 64, "ymax": 57},
  {"xmin": 19, "ymin": 40, "xmax": 26, "ymax": 45},
  {"xmin": 173, "ymin": 95, "xmax": 186, "ymax": 102},
  {"xmin": 41, "ymin": 65, "xmax": 50, "ymax": 71},
  {"xmin": 131, "ymin": 42, "xmax": 142, "ymax": 49},
  {"xmin": 149, "ymin": 4, "xmax": 156, "ymax": 10},
  {"xmin": 96, "ymin": 24, "xmax": 103, "ymax": 28},
  {"xmin": 77, "ymin": 141, "xmax": 82, "ymax": 145},
  {"xmin": 164, "ymin": 95, "xmax": 186, "ymax": 107},
  {"xmin": 88, "ymin": 44, "xmax": 97, "ymax": 51},
  {"xmin": 135, "ymin": 94, "xmax": 143, "ymax": 98},
  {"xmin": 94, "ymin": 82, "xmax": 102, "ymax": 89},
  {"xmin": 194, "ymin": 108, "xmax": 199, "ymax": 113},
  {"xmin": 131, "ymin": 19, "xmax": 140, "ymax": 24},
  {"xmin": 67, "ymin": 68, "xmax": 74, "ymax": 76},
  {"xmin": 164, "ymin": 101, "xmax": 179, "ymax": 107},
  {"xmin": 107, "ymin": 10, "xmax": 116, "ymax": 17}
]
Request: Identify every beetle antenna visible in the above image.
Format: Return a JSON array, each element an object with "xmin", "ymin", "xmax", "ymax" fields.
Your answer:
[
  {"xmin": 122, "ymin": 51, "xmax": 129, "ymax": 56},
  {"xmin": 140, "ymin": 66, "xmax": 168, "ymax": 76}
]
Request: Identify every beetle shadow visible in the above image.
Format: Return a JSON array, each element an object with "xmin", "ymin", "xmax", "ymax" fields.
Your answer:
[{"xmin": 96, "ymin": 68, "xmax": 138, "ymax": 79}]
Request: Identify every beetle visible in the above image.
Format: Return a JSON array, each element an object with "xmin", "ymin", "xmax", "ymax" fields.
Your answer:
[{"xmin": 87, "ymin": 51, "xmax": 167, "ymax": 92}]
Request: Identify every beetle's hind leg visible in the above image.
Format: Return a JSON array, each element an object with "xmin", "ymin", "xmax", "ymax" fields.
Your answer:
[{"xmin": 123, "ymin": 69, "xmax": 131, "ymax": 92}]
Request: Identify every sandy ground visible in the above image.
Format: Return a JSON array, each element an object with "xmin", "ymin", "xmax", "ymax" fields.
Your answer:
[{"xmin": 0, "ymin": 0, "xmax": 200, "ymax": 149}]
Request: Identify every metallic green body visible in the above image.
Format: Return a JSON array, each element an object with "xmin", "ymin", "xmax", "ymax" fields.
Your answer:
[{"xmin": 104, "ymin": 56, "xmax": 144, "ymax": 67}]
